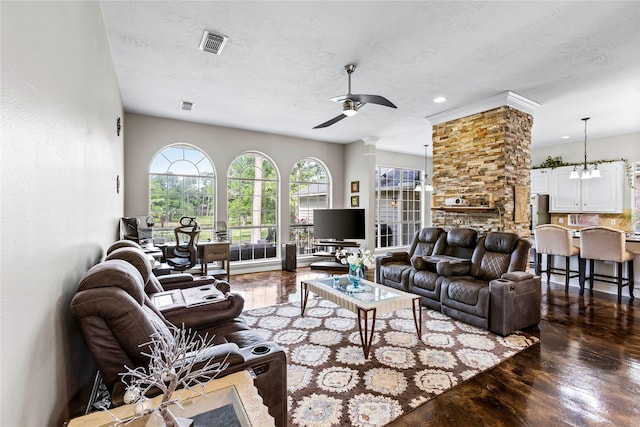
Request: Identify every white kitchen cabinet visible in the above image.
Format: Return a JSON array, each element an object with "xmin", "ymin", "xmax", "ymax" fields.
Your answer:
[
  {"xmin": 530, "ymin": 168, "xmax": 550, "ymax": 194},
  {"xmin": 549, "ymin": 167, "xmax": 581, "ymax": 212},
  {"xmin": 548, "ymin": 161, "xmax": 624, "ymax": 213},
  {"xmin": 581, "ymin": 162, "xmax": 624, "ymax": 213}
]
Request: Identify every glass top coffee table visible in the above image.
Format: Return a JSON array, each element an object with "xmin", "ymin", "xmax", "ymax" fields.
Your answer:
[{"xmin": 300, "ymin": 276, "xmax": 422, "ymax": 359}]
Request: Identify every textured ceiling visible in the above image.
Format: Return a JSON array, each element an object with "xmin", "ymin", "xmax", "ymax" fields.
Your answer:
[{"xmin": 99, "ymin": 1, "xmax": 640, "ymax": 155}]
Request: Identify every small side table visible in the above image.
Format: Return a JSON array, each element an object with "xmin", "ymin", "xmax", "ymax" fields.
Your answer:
[{"xmin": 199, "ymin": 241, "xmax": 230, "ymax": 279}]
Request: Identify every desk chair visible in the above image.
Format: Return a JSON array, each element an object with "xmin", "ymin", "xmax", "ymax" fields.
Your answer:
[
  {"xmin": 534, "ymin": 224, "xmax": 580, "ymax": 292},
  {"xmin": 168, "ymin": 216, "xmax": 200, "ymax": 271},
  {"xmin": 579, "ymin": 226, "xmax": 635, "ymax": 303}
]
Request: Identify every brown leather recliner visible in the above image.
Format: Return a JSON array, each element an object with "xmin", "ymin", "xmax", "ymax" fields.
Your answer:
[
  {"xmin": 375, "ymin": 227, "xmax": 446, "ymax": 291},
  {"xmin": 106, "ymin": 240, "xmax": 225, "ymax": 295},
  {"xmin": 408, "ymin": 228, "xmax": 478, "ymax": 310},
  {"xmin": 440, "ymin": 232, "xmax": 541, "ymax": 336},
  {"xmin": 70, "ymin": 260, "xmax": 287, "ymax": 426},
  {"xmin": 105, "ymin": 246, "xmax": 243, "ymax": 329}
]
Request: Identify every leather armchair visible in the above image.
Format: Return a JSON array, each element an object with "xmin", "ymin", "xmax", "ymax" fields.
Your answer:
[
  {"xmin": 105, "ymin": 246, "xmax": 241, "ymax": 329},
  {"xmin": 440, "ymin": 232, "xmax": 540, "ymax": 335},
  {"xmin": 105, "ymin": 244, "xmax": 228, "ymax": 295},
  {"xmin": 408, "ymin": 228, "xmax": 478, "ymax": 310},
  {"xmin": 70, "ymin": 260, "xmax": 287, "ymax": 426},
  {"xmin": 375, "ymin": 227, "xmax": 446, "ymax": 291}
]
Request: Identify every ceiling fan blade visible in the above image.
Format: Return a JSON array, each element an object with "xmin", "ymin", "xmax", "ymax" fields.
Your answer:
[
  {"xmin": 313, "ymin": 114, "xmax": 348, "ymax": 129},
  {"xmin": 348, "ymin": 94, "xmax": 397, "ymax": 108}
]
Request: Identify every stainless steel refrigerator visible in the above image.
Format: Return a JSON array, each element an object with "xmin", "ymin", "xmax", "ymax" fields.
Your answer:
[{"xmin": 530, "ymin": 194, "xmax": 550, "ymax": 232}]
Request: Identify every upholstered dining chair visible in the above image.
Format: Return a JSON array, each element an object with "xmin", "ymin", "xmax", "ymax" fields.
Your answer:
[
  {"xmin": 579, "ymin": 226, "xmax": 635, "ymax": 303},
  {"xmin": 534, "ymin": 224, "xmax": 580, "ymax": 292}
]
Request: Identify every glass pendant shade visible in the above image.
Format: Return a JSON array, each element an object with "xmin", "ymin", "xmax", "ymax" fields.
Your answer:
[
  {"xmin": 569, "ymin": 117, "xmax": 599, "ymax": 180},
  {"xmin": 569, "ymin": 167, "xmax": 580, "ymax": 179},
  {"xmin": 416, "ymin": 144, "xmax": 433, "ymax": 192}
]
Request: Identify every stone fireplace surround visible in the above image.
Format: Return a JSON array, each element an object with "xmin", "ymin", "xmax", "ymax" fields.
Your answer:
[{"xmin": 429, "ymin": 100, "xmax": 535, "ymax": 236}]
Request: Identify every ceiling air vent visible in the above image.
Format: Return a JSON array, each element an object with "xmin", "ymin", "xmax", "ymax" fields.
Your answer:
[{"xmin": 198, "ymin": 31, "xmax": 227, "ymax": 55}]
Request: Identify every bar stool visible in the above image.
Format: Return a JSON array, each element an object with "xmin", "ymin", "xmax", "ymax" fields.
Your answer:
[
  {"xmin": 534, "ymin": 224, "xmax": 580, "ymax": 292},
  {"xmin": 579, "ymin": 226, "xmax": 635, "ymax": 303}
]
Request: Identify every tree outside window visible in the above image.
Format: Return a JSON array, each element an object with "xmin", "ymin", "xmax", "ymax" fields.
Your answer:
[
  {"xmin": 290, "ymin": 159, "xmax": 330, "ymax": 255},
  {"xmin": 149, "ymin": 144, "xmax": 215, "ymax": 242},
  {"xmin": 227, "ymin": 152, "xmax": 278, "ymax": 261}
]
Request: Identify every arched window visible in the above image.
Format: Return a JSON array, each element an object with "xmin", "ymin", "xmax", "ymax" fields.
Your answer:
[
  {"xmin": 375, "ymin": 165, "xmax": 421, "ymax": 248},
  {"xmin": 227, "ymin": 152, "xmax": 279, "ymax": 261},
  {"xmin": 149, "ymin": 144, "xmax": 215, "ymax": 241},
  {"xmin": 289, "ymin": 159, "xmax": 330, "ymax": 255}
]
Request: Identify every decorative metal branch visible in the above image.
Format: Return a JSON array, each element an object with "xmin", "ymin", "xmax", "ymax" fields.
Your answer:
[{"xmin": 102, "ymin": 325, "xmax": 230, "ymax": 426}]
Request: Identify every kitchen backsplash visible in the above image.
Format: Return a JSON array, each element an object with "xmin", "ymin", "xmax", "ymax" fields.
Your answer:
[{"xmin": 550, "ymin": 209, "xmax": 633, "ymax": 231}]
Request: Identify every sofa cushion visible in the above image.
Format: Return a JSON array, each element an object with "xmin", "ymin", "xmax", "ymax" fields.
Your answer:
[
  {"xmin": 484, "ymin": 232, "xmax": 519, "ymax": 253},
  {"xmin": 382, "ymin": 263, "xmax": 412, "ymax": 282},
  {"xmin": 478, "ymin": 252, "xmax": 511, "ymax": 281},
  {"xmin": 446, "ymin": 279, "xmax": 486, "ymax": 306},
  {"xmin": 412, "ymin": 269, "xmax": 438, "ymax": 291}
]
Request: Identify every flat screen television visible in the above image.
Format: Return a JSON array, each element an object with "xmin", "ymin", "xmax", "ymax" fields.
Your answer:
[{"xmin": 313, "ymin": 209, "xmax": 365, "ymax": 241}]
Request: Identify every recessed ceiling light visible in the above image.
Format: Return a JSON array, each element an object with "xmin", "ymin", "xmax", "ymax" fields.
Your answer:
[
  {"xmin": 180, "ymin": 101, "xmax": 193, "ymax": 111},
  {"xmin": 561, "ymin": 135, "xmax": 570, "ymax": 139},
  {"xmin": 433, "ymin": 96, "xmax": 447, "ymax": 103}
]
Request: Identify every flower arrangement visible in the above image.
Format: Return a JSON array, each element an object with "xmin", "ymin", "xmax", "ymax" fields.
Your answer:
[{"xmin": 336, "ymin": 248, "xmax": 375, "ymax": 268}]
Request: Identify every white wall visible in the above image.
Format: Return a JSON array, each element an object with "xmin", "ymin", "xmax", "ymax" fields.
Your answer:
[
  {"xmin": 123, "ymin": 115, "xmax": 427, "ymax": 259},
  {"xmin": 532, "ymin": 132, "xmax": 640, "ymax": 166},
  {"xmin": 123, "ymin": 113, "xmax": 346, "ymax": 263},
  {"xmin": 0, "ymin": 2, "xmax": 123, "ymax": 426}
]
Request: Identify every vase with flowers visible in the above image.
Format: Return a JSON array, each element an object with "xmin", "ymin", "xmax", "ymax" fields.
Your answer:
[{"xmin": 337, "ymin": 248, "xmax": 375, "ymax": 288}]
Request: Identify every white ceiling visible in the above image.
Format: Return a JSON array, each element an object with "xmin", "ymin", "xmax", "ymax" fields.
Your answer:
[{"xmin": 99, "ymin": 1, "xmax": 640, "ymax": 156}]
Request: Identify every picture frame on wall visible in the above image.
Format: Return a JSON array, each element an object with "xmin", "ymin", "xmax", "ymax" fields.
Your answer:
[
  {"xmin": 351, "ymin": 195, "xmax": 359, "ymax": 207},
  {"xmin": 351, "ymin": 181, "xmax": 359, "ymax": 193}
]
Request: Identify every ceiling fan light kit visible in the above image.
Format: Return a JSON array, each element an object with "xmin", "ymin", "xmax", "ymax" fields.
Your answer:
[
  {"xmin": 342, "ymin": 100, "xmax": 358, "ymax": 116},
  {"xmin": 313, "ymin": 64, "xmax": 397, "ymax": 129}
]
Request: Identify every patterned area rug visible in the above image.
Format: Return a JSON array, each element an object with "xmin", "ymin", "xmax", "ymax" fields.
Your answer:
[{"xmin": 243, "ymin": 297, "xmax": 539, "ymax": 427}]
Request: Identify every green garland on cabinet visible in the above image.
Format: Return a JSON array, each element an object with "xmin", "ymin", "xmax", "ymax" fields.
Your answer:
[{"xmin": 533, "ymin": 156, "xmax": 636, "ymax": 189}]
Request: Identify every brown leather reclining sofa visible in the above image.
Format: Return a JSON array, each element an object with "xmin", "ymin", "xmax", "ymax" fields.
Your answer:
[
  {"xmin": 70, "ymin": 243, "xmax": 287, "ymax": 426},
  {"xmin": 377, "ymin": 228, "xmax": 541, "ymax": 336}
]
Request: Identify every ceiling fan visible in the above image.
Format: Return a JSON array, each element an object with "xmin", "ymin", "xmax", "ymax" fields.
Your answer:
[{"xmin": 313, "ymin": 64, "xmax": 397, "ymax": 129}]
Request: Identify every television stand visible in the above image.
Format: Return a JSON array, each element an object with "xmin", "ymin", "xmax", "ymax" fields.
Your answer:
[{"xmin": 309, "ymin": 241, "xmax": 359, "ymax": 271}]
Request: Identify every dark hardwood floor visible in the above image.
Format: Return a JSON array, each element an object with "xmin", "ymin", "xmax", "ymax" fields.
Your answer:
[{"xmin": 229, "ymin": 268, "xmax": 640, "ymax": 426}]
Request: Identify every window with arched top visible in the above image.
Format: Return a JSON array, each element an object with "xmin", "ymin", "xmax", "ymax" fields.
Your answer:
[
  {"xmin": 149, "ymin": 144, "xmax": 215, "ymax": 241},
  {"xmin": 289, "ymin": 158, "xmax": 330, "ymax": 255},
  {"xmin": 227, "ymin": 152, "xmax": 279, "ymax": 261}
]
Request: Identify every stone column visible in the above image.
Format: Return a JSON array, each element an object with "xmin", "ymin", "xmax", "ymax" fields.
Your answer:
[{"xmin": 431, "ymin": 106, "xmax": 533, "ymax": 236}]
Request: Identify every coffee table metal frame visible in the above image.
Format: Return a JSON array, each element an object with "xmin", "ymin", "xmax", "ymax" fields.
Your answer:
[{"xmin": 300, "ymin": 276, "xmax": 422, "ymax": 359}]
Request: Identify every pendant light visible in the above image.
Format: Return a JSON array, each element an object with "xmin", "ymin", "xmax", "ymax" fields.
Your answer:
[
  {"xmin": 415, "ymin": 144, "xmax": 433, "ymax": 192},
  {"xmin": 569, "ymin": 117, "xmax": 600, "ymax": 180}
]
